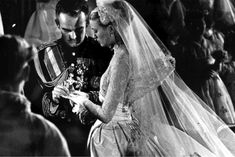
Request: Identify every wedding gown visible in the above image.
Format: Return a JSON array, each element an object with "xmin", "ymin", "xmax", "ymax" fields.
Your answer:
[
  {"xmin": 85, "ymin": 0, "xmax": 235, "ymax": 156},
  {"xmin": 87, "ymin": 45, "xmax": 233, "ymax": 157}
]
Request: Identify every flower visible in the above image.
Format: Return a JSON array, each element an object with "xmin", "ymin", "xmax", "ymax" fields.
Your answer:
[{"xmin": 63, "ymin": 58, "xmax": 89, "ymax": 93}]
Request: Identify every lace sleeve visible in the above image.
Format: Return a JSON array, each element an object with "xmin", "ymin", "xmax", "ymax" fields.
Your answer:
[{"xmin": 84, "ymin": 51, "xmax": 129, "ymax": 123}]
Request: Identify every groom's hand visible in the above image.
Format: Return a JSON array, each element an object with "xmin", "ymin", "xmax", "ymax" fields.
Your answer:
[{"xmin": 52, "ymin": 84, "xmax": 69, "ymax": 103}]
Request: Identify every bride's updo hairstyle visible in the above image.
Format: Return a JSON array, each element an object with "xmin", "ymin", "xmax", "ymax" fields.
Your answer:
[
  {"xmin": 89, "ymin": 0, "xmax": 133, "ymax": 46},
  {"xmin": 89, "ymin": 8, "xmax": 108, "ymax": 27},
  {"xmin": 89, "ymin": 0, "xmax": 133, "ymax": 27}
]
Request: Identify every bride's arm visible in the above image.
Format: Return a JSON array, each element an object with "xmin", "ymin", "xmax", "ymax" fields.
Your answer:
[{"xmin": 84, "ymin": 53, "xmax": 129, "ymax": 123}]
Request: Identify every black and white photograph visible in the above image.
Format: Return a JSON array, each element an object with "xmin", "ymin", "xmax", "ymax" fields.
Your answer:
[{"xmin": 1, "ymin": 0, "xmax": 235, "ymax": 156}]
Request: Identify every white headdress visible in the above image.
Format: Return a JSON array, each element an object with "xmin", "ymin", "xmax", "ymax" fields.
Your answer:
[{"xmin": 96, "ymin": 0, "xmax": 235, "ymax": 156}]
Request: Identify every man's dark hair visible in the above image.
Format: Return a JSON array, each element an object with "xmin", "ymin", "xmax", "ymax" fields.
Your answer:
[
  {"xmin": 0, "ymin": 35, "xmax": 35, "ymax": 84},
  {"xmin": 55, "ymin": 0, "xmax": 88, "ymax": 17},
  {"xmin": 184, "ymin": 10, "xmax": 204, "ymax": 27}
]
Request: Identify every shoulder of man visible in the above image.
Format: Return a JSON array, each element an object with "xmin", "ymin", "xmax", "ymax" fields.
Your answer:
[
  {"xmin": 28, "ymin": 112, "xmax": 70, "ymax": 156},
  {"xmin": 34, "ymin": 39, "xmax": 66, "ymax": 86},
  {"xmin": 37, "ymin": 40, "xmax": 59, "ymax": 52}
]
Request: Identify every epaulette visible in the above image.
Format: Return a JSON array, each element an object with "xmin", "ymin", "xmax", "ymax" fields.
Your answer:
[{"xmin": 37, "ymin": 41, "xmax": 58, "ymax": 51}]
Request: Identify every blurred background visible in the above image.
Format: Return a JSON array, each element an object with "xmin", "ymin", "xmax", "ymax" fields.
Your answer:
[{"xmin": 0, "ymin": 0, "xmax": 168, "ymax": 42}]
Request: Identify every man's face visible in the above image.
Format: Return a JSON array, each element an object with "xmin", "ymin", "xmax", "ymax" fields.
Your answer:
[{"xmin": 57, "ymin": 12, "xmax": 86, "ymax": 47}]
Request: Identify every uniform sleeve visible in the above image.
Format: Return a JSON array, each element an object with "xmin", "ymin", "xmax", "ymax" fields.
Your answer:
[{"xmin": 42, "ymin": 92, "xmax": 59, "ymax": 117}]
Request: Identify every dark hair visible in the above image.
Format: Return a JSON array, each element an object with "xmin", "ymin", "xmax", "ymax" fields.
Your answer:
[
  {"xmin": 0, "ymin": 35, "xmax": 35, "ymax": 84},
  {"xmin": 184, "ymin": 10, "xmax": 205, "ymax": 27},
  {"xmin": 56, "ymin": 0, "xmax": 88, "ymax": 18}
]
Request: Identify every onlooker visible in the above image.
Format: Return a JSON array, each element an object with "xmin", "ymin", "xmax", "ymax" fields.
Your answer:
[
  {"xmin": 33, "ymin": 0, "xmax": 112, "ymax": 155},
  {"xmin": 171, "ymin": 11, "xmax": 214, "ymax": 106},
  {"xmin": 0, "ymin": 34, "xmax": 70, "ymax": 156},
  {"xmin": 24, "ymin": 0, "xmax": 60, "ymax": 47},
  {"xmin": 209, "ymin": 50, "xmax": 235, "ymax": 124},
  {"xmin": 171, "ymin": 11, "xmax": 235, "ymax": 124},
  {"xmin": 24, "ymin": 0, "xmax": 60, "ymax": 116}
]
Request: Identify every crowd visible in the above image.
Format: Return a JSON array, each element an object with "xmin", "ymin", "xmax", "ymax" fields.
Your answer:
[
  {"xmin": 1, "ymin": 0, "xmax": 235, "ymax": 156},
  {"xmin": 161, "ymin": 0, "xmax": 235, "ymax": 124}
]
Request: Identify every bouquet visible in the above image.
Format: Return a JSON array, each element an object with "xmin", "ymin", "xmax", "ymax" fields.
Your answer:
[{"xmin": 61, "ymin": 59, "xmax": 89, "ymax": 114}]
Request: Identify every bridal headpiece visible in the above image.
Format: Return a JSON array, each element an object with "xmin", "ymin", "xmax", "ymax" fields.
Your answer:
[
  {"xmin": 96, "ymin": 0, "xmax": 131, "ymax": 25},
  {"xmin": 97, "ymin": 6, "xmax": 119, "ymax": 25},
  {"xmin": 96, "ymin": 0, "xmax": 120, "ymax": 25}
]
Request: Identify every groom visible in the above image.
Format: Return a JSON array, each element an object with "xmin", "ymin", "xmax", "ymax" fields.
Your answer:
[{"xmin": 33, "ymin": 0, "xmax": 112, "ymax": 155}]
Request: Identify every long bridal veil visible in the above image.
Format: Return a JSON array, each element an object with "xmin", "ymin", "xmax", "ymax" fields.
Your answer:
[{"xmin": 96, "ymin": 0, "xmax": 235, "ymax": 156}]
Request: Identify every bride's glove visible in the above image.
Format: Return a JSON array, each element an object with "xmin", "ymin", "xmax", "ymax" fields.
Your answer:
[
  {"xmin": 68, "ymin": 91, "xmax": 97, "ymax": 124},
  {"xmin": 69, "ymin": 91, "xmax": 89, "ymax": 114}
]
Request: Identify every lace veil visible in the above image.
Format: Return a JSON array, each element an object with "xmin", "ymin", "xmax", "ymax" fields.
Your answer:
[{"xmin": 96, "ymin": 0, "xmax": 235, "ymax": 156}]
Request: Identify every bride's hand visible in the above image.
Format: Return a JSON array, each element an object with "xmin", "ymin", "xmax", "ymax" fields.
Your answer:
[
  {"xmin": 67, "ymin": 91, "xmax": 90, "ymax": 114},
  {"xmin": 70, "ymin": 90, "xmax": 89, "ymax": 99},
  {"xmin": 68, "ymin": 94, "xmax": 89, "ymax": 107},
  {"xmin": 72, "ymin": 102, "xmax": 86, "ymax": 114},
  {"xmin": 68, "ymin": 95, "xmax": 88, "ymax": 114}
]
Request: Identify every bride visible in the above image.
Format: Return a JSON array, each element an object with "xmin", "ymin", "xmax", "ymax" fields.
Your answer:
[{"xmin": 68, "ymin": 0, "xmax": 235, "ymax": 156}]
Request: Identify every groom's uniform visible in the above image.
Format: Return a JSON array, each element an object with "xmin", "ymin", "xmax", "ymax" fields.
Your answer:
[{"xmin": 33, "ymin": 36, "xmax": 112, "ymax": 155}]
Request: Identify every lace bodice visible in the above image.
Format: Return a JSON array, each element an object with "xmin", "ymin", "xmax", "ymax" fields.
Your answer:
[
  {"xmin": 98, "ymin": 44, "xmax": 172, "ymax": 122},
  {"xmin": 98, "ymin": 45, "xmax": 131, "ymax": 121}
]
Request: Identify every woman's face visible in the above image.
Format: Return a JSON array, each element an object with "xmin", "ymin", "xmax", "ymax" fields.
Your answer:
[{"xmin": 90, "ymin": 20, "xmax": 114, "ymax": 47}]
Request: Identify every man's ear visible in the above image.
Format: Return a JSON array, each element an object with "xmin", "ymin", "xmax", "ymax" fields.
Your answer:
[{"xmin": 22, "ymin": 65, "xmax": 30, "ymax": 83}]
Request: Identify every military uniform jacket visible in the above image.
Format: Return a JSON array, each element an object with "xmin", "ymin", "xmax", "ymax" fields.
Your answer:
[{"xmin": 34, "ymin": 36, "xmax": 112, "ymax": 123}]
